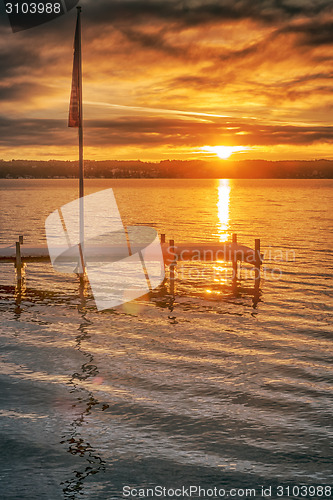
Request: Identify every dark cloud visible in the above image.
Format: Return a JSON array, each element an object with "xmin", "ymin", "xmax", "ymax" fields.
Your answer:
[
  {"xmin": 281, "ymin": 20, "xmax": 333, "ymax": 46},
  {"xmin": 85, "ymin": 0, "xmax": 332, "ymax": 27},
  {"xmin": 82, "ymin": 119, "xmax": 333, "ymax": 149},
  {"xmin": 0, "ymin": 0, "xmax": 331, "ymax": 77},
  {"xmin": 81, "ymin": 0, "xmax": 333, "ymax": 65},
  {"xmin": 116, "ymin": 26, "xmax": 183, "ymax": 56},
  {"xmin": 0, "ymin": 115, "xmax": 332, "ymax": 149},
  {"xmin": 0, "ymin": 118, "xmax": 72, "ymax": 146},
  {"xmin": 280, "ymin": 72, "xmax": 333, "ymax": 86},
  {"xmin": 168, "ymin": 72, "xmax": 333, "ymax": 103},
  {"xmin": 0, "ymin": 82, "xmax": 51, "ymax": 100},
  {"xmin": 0, "ymin": 46, "xmax": 42, "ymax": 79}
]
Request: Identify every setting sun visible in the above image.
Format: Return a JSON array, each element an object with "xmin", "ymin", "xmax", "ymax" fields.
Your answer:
[{"xmin": 201, "ymin": 146, "xmax": 248, "ymax": 160}]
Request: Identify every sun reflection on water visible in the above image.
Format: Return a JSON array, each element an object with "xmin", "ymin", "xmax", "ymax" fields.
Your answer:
[
  {"xmin": 217, "ymin": 179, "xmax": 231, "ymax": 242},
  {"xmin": 210, "ymin": 180, "xmax": 232, "ymax": 288}
]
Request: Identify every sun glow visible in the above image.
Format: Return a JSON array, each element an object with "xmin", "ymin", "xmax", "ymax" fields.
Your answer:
[{"xmin": 201, "ymin": 145, "xmax": 248, "ymax": 159}]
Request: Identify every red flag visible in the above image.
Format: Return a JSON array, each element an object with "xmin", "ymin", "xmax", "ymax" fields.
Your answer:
[{"xmin": 68, "ymin": 11, "xmax": 81, "ymax": 127}]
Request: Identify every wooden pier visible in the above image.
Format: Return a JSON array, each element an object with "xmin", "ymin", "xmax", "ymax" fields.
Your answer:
[{"xmin": 0, "ymin": 234, "xmax": 263, "ymax": 299}]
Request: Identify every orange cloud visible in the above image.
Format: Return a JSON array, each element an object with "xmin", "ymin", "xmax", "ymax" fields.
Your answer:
[{"xmin": 0, "ymin": 0, "xmax": 332, "ymax": 161}]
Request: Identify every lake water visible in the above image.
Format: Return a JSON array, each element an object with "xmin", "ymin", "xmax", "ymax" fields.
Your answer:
[{"xmin": 0, "ymin": 179, "xmax": 332, "ymax": 499}]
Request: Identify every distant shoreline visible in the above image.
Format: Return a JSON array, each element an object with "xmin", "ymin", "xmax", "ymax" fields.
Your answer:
[
  {"xmin": 1, "ymin": 159, "xmax": 332, "ymax": 179},
  {"xmin": 2, "ymin": 175, "xmax": 332, "ymax": 179}
]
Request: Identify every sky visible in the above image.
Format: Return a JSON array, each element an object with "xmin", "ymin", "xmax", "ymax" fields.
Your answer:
[{"xmin": 0, "ymin": 0, "xmax": 332, "ymax": 161}]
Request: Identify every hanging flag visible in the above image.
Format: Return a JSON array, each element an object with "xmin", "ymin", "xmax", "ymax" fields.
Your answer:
[{"xmin": 68, "ymin": 11, "xmax": 82, "ymax": 128}]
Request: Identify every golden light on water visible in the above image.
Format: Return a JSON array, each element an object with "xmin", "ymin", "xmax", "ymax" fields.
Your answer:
[{"xmin": 217, "ymin": 179, "xmax": 231, "ymax": 243}]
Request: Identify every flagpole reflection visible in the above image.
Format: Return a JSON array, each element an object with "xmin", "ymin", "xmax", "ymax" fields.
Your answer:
[{"xmin": 61, "ymin": 286, "xmax": 107, "ymax": 498}]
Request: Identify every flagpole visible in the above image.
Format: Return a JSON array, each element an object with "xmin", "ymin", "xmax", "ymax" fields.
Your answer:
[
  {"xmin": 77, "ymin": 6, "xmax": 85, "ymax": 278},
  {"xmin": 77, "ymin": 6, "xmax": 83, "ymax": 201},
  {"xmin": 69, "ymin": 6, "xmax": 85, "ymax": 279}
]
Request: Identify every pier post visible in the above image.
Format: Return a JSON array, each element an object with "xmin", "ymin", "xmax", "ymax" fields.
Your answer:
[
  {"xmin": 160, "ymin": 234, "xmax": 166, "ymax": 278},
  {"xmin": 15, "ymin": 241, "xmax": 22, "ymax": 286},
  {"xmin": 19, "ymin": 235, "xmax": 24, "ymax": 245},
  {"xmin": 169, "ymin": 239, "xmax": 176, "ymax": 296},
  {"xmin": 254, "ymin": 238, "xmax": 261, "ymax": 282},
  {"xmin": 253, "ymin": 238, "xmax": 261, "ymax": 307},
  {"xmin": 231, "ymin": 233, "xmax": 238, "ymax": 279}
]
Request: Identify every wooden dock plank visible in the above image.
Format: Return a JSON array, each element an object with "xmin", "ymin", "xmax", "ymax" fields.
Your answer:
[{"xmin": 0, "ymin": 241, "xmax": 262, "ymax": 266}]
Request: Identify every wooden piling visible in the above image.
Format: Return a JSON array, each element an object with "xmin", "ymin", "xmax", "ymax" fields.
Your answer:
[
  {"xmin": 169, "ymin": 239, "xmax": 176, "ymax": 296},
  {"xmin": 15, "ymin": 241, "xmax": 22, "ymax": 285},
  {"xmin": 255, "ymin": 239, "xmax": 261, "ymax": 264},
  {"xmin": 160, "ymin": 234, "xmax": 166, "ymax": 277},
  {"xmin": 255, "ymin": 238, "xmax": 261, "ymax": 282},
  {"xmin": 19, "ymin": 235, "xmax": 24, "ymax": 245},
  {"xmin": 231, "ymin": 233, "xmax": 238, "ymax": 279}
]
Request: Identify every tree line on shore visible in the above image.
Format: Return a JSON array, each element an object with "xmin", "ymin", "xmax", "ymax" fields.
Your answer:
[{"xmin": 0, "ymin": 158, "xmax": 332, "ymax": 178}]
